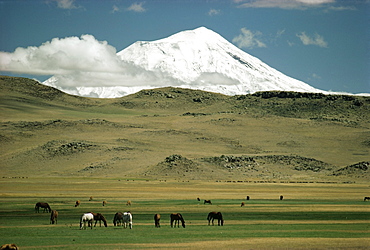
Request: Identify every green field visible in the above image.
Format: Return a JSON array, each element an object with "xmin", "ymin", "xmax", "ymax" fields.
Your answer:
[{"xmin": 1, "ymin": 178, "xmax": 369, "ymax": 249}]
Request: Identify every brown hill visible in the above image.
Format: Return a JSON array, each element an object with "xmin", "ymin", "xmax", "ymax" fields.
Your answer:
[{"xmin": 0, "ymin": 76, "xmax": 369, "ymax": 182}]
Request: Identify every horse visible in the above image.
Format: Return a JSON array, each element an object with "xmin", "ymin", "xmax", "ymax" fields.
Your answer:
[
  {"xmin": 207, "ymin": 211, "xmax": 224, "ymax": 226},
  {"xmin": 241, "ymin": 202, "xmax": 245, "ymax": 207},
  {"xmin": 75, "ymin": 200, "xmax": 81, "ymax": 207},
  {"xmin": 50, "ymin": 210, "xmax": 58, "ymax": 224},
  {"xmin": 170, "ymin": 213, "xmax": 185, "ymax": 228},
  {"xmin": 92, "ymin": 212, "xmax": 108, "ymax": 227},
  {"xmin": 0, "ymin": 244, "xmax": 19, "ymax": 250},
  {"xmin": 197, "ymin": 197, "xmax": 200, "ymax": 201},
  {"xmin": 126, "ymin": 200, "xmax": 131, "ymax": 206},
  {"xmin": 122, "ymin": 212, "xmax": 132, "ymax": 229},
  {"xmin": 154, "ymin": 214, "xmax": 161, "ymax": 228},
  {"xmin": 364, "ymin": 197, "xmax": 370, "ymax": 201},
  {"xmin": 280, "ymin": 195, "xmax": 284, "ymax": 200},
  {"xmin": 35, "ymin": 202, "xmax": 51, "ymax": 213},
  {"xmin": 80, "ymin": 213, "xmax": 94, "ymax": 229},
  {"xmin": 246, "ymin": 196, "xmax": 250, "ymax": 200},
  {"xmin": 102, "ymin": 200, "xmax": 107, "ymax": 206},
  {"xmin": 113, "ymin": 212, "xmax": 132, "ymax": 229},
  {"xmin": 113, "ymin": 212, "xmax": 123, "ymax": 226},
  {"xmin": 204, "ymin": 200, "xmax": 212, "ymax": 205},
  {"xmin": 89, "ymin": 196, "xmax": 93, "ymax": 201}
]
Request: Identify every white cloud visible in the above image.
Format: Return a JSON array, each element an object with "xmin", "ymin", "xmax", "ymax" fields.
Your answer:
[
  {"xmin": 235, "ymin": 0, "xmax": 335, "ymax": 9},
  {"xmin": 208, "ymin": 9, "xmax": 221, "ymax": 16},
  {"xmin": 232, "ymin": 28, "xmax": 266, "ymax": 49},
  {"xmin": 55, "ymin": 0, "xmax": 78, "ymax": 9},
  {"xmin": 0, "ymin": 35, "xmax": 125, "ymax": 75},
  {"xmin": 0, "ymin": 34, "xmax": 182, "ymax": 88},
  {"xmin": 111, "ymin": 5, "xmax": 120, "ymax": 13},
  {"xmin": 127, "ymin": 2, "xmax": 146, "ymax": 12},
  {"xmin": 296, "ymin": 32, "xmax": 328, "ymax": 48}
]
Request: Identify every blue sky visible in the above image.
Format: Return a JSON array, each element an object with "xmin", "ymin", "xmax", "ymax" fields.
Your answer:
[{"xmin": 1, "ymin": 0, "xmax": 369, "ymax": 94}]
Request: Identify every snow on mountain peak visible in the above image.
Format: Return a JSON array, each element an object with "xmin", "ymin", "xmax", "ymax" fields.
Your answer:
[{"xmin": 43, "ymin": 27, "xmax": 324, "ymax": 98}]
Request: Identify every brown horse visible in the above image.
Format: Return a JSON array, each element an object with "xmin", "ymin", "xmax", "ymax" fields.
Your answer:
[
  {"xmin": 0, "ymin": 244, "xmax": 19, "ymax": 250},
  {"xmin": 75, "ymin": 200, "xmax": 81, "ymax": 207},
  {"xmin": 126, "ymin": 200, "xmax": 131, "ymax": 206},
  {"xmin": 102, "ymin": 200, "xmax": 107, "ymax": 206},
  {"xmin": 241, "ymin": 202, "xmax": 245, "ymax": 207},
  {"xmin": 207, "ymin": 211, "xmax": 224, "ymax": 226},
  {"xmin": 170, "ymin": 213, "xmax": 185, "ymax": 228},
  {"xmin": 50, "ymin": 210, "xmax": 58, "ymax": 224},
  {"xmin": 204, "ymin": 200, "xmax": 212, "ymax": 205},
  {"xmin": 113, "ymin": 212, "xmax": 123, "ymax": 226},
  {"xmin": 92, "ymin": 212, "xmax": 108, "ymax": 227},
  {"xmin": 89, "ymin": 196, "xmax": 93, "ymax": 201},
  {"xmin": 364, "ymin": 197, "xmax": 370, "ymax": 201},
  {"xmin": 35, "ymin": 202, "xmax": 51, "ymax": 213},
  {"xmin": 154, "ymin": 214, "xmax": 161, "ymax": 228}
]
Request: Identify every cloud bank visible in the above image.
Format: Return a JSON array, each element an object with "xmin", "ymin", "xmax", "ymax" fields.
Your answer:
[
  {"xmin": 0, "ymin": 34, "xmax": 177, "ymax": 88},
  {"xmin": 235, "ymin": 0, "xmax": 335, "ymax": 9}
]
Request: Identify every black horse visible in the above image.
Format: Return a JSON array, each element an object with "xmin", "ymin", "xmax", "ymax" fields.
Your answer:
[
  {"xmin": 35, "ymin": 202, "xmax": 51, "ymax": 213},
  {"xmin": 207, "ymin": 211, "xmax": 224, "ymax": 226}
]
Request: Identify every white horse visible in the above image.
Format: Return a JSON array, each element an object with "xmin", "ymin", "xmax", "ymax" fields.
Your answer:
[
  {"xmin": 80, "ymin": 213, "xmax": 94, "ymax": 229},
  {"xmin": 122, "ymin": 212, "xmax": 132, "ymax": 229}
]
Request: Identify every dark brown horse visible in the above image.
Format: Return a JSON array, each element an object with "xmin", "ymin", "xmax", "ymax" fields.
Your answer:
[
  {"xmin": 50, "ymin": 210, "xmax": 58, "ymax": 224},
  {"xmin": 92, "ymin": 212, "xmax": 108, "ymax": 227},
  {"xmin": 241, "ymin": 202, "xmax": 245, "ymax": 207},
  {"xmin": 113, "ymin": 212, "xmax": 123, "ymax": 226},
  {"xmin": 280, "ymin": 195, "xmax": 284, "ymax": 200},
  {"xmin": 204, "ymin": 200, "xmax": 212, "ymax": 205},
  {"xmin": 364, "ymin": 197, "xmax": 370, "ymax": 201},
  {"xmin": 170, "ymin": 213, "xmax": 185, "ymax": 228},
  {"xmin": 35, "ymin": 202, "xmax": 51, "ymax": 213},
  {"xmin": 207, "ymin": 211, "xmax": 224, "ymax": 226},
  {"xmin": 154, "ymin": 213, "xmax": 161, "ymax": 228},
  {"xmin": 75, "ymin": 200, "xmax": 81, "ymax": 207}
]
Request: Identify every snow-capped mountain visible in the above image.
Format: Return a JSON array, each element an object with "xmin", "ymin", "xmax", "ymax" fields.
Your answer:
[{"xmin": 43, "ymin": 27, "xmax": 323, "ymax": 98}]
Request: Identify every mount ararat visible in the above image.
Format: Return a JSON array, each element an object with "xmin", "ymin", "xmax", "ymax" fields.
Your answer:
[{"xmin": 43, "ymin": 27, "xmax": 324, "ymax": 98}]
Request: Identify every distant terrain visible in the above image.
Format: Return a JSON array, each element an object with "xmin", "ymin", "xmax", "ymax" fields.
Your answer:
[{"xmin": 1, "ymin": 76, "xmax": 369, "ymax": 182}]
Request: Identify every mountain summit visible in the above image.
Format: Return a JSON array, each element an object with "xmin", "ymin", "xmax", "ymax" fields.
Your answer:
[{"xmin": 44, "ymin": 27, "xmax": 322, "ymax": 98}]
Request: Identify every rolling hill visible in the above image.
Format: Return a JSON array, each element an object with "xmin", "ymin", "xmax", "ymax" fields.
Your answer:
[{"xmin": 1, "ymin": 76, "xmax": 369, "ymax": 182}]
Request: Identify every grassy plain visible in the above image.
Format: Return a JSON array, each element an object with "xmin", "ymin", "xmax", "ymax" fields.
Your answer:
[
  {"xmin": 0, "ymin": 76, "xmax": 369, "ymax": 248},
  {"xmin": 0, "ymin": 177, "xmax": 369, "ymax": 249}
]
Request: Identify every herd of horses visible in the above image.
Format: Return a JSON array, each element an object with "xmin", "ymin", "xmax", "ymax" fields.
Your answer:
[
  {"xmin": 34, "ymin": 195, "xmax": 370, "ymax": 230},
  {"xmin": 34, "ymin": 201, "xmax": 226, "ymax": 230}
]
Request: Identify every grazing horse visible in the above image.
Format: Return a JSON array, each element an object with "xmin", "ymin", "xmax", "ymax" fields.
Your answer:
[
  {"xmin": 122, "ymin": 212, "xmax": 132, "ymax": 229},
  {"xmin": 113, "ymin": 212, "xmax": 132, "ymax": 229},
  {"xmin": 364, "ymin": 197, "xmax": 370, "ymax": 201},
  {"xmin": 170, "ymin": 213, "xmax": 186, "ymax": 228},
  {"xmin": 80, "ymin": 213, "xmax": 94, "ymax": 229},
  {"xmin": 246, "ymin": 196, "xmax": 250, "ymax": 200},
  {"xmin": 92, "ymin": 212, "xmax": 108, "ymax": 227},
  {"xmin": 75, "ymin": 200, "xmax": 81, "ymax": 207},
  {"xmin": 154, "ymin": 214, "xmax": 161, "ymax": 228},
  {"xmin": 35, "ymin": 202, "xmax": 51, "ymax": 213},
  {"xmin": 241, "ymin": 202, "xmax": 245, "ymax": 207},
  {"xmin": 50, "ymin": 210, "xmax": 58, "ymax": 224},
  {"xmin": 89, "ymin": 196, "xmax": 93, "ymax": 201},
  {"xmin": 204, "ymin": 200, "xmax": 212, "ymax": 205},
  {"xmin": 126, "ymin": 200, "xmax": 131, "ymax": 206},
  {"xmin": 0, "ymin": 244, "xmax": 19, "ymax": 250},
  {"xmin": 280, "ymin": 195, "xmax": 284, "ymax": 201},
  {"xmin": 207, "ymin": 212, "xmax": 224, "ymax": 226},
  {"xmin": 197, "ymin": 197, "xmax": 200, "ymax": 201},
  {"xmin": 102, "ymin": 200, "xmax": 107, "ymax": 206},
  {"xmin": 113, "ymin": 212, "xmax": 123, "ymax": 226}
]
